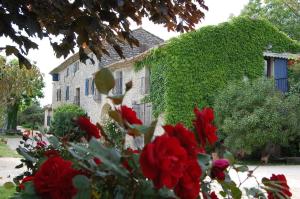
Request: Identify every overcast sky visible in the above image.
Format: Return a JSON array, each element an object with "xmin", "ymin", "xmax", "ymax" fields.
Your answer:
[{"xmin": 0, "ymin": 0, "xmax": 249, "ymax": 106}]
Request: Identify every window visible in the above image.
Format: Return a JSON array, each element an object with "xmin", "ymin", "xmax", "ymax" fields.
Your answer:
[
  {"xmin": 140, "ymin": 68, "xmax": 150, "ymax": 94},
  {"xmin": 52, "ymin": 73, "xmax": 59, "ymax": 81},
  {"xmin": 46, "ymin": 115, "xmax": 51, "ymax": 126},
  {"xmin": 65, "ymin": 86, "xmax": 70, "ymax": 101},
  {"xmin": 91, "ymin": 78, "xmax": 95, "ymax": 95},
  {"xmin": 74, "ymin": 88, "xmax": 80, "ymax": 105},
  {"xmin": 73, "ymin": 62, "xmax": 79, "ymax": 74},
  {"xmin": 132, "ymin": 102, "xmax": 152, "ymax": 125},
  {"xmin": 56, "ymin": 89, "xmax": 61, "ymax": 101},
  {"xmin": 114, "ymin": 71, "xmax": 123, "ymax": 95},
  {"xmin": 66, "ymin": 68, "xmax": 69, "ymax": 77}
]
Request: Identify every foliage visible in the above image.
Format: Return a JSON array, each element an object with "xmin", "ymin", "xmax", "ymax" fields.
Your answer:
[
  {"xmin": 50, "ymin": 104, "xmax": 86, "ymax": 138},
  {"xmin": 240, "ymin": 0, "xmax": 300, "ymax": 41},
  {"xmin": 0, "ymin": 185, "xmax": 16, "ymax": 199},
  {"xmin": 18, "ymin": 103, "xmax": 44, "ymax": 130},
  {"xmin": 135, "ymin": 17, "xmax": 300, "ymax": 126},
  {"xmin": 214, "ymin": 78, "xmax": 300, "ymax": 154},
  {"xmin": 0, "ymin": 57, "xmax": 44, "ymax": 130},
  {"xmin": 102, "ymin": 119, "xmax": 123, "ymax": 150},
  {"xmin": 10, "ymin": 68, "xmax": 293, "ymax": 199},
  {"xmin": 0, "ymin": 0, "xmax": 207, "ymax": 68}
]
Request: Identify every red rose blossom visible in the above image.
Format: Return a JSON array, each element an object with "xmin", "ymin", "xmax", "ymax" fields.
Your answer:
[
  {"xmin": 193, "ymin": 107, "xmax": 218, "ymax": 148},
  {"xmin": 33, "ymin": 156, "xmax": 81, "ymax": 199},
  {"xmin": 93, "ymin": 157, "xmax": 102, "ymax": 165},
  {"xmin": 19, "ymin": 176, "xmax": 34, "ymax": 190},
  {"xmin": 266, "ymin": 174, "xmax": 292, "ymax": 199},
  {"xmin": 44, "ymin": 149, "xmax": 60, "ymax": 158},
  {"xmin": 140, "ymin": 134, "xmax": 188, "ymax": 189},
  {"xmin": 119, "ymin": 105, "xmax": 142, "ymax": 125},
  {"xmin": 76, "ymin": 116, "xmax": 101, "ymax": 140},
  {"xmin": 210, "ymin": 192, "xmax": 219, "ymax": 199},
  {"xmin": 211, "ymin": 159, "xmax": 229, "ymax": 181},
  {"xmin": 174, "ymin": 159, "xmax": 202, "ymax": 199},
  {"xmin": 36, "ymin": 141, "xmax": 47, "ymax": 149},
  {"xmin": 164, "ymin": 123, "xmax": 199, "ymax": 158}
]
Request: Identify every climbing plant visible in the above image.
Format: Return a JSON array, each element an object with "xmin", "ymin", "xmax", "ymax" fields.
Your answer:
[{"xmin": 135, "ymin": 17, "xmax": 300, "ymax": 126}]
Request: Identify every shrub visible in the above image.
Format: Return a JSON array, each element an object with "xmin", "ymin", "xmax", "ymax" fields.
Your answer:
[
  {"xmin": 18, "ymin": 103, "xmax": 44, "ymax": 130},
  {"xmin": 214, "ymin": 78, "xmax": 300, "ymax": 155},
  {"xmin": 103, "ymin": 119, "xmax": 123, "ymax": 150},
  {"xmin": 50, "ymin": 104, "xmax": 86, "ymax": 137}
]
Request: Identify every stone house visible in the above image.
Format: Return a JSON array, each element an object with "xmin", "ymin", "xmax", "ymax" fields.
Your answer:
[{"xmin": 44, "ymin": 28, "xmax": 163, "ymax": 128}]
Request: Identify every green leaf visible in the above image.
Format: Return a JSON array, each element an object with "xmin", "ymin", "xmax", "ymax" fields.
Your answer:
[
  {"xmin": 158, "ymin": 187, "xmax": 177, "ymax": 198},
  {"xmin": 3, "ymin": 182, "xmax": 15, "ymax": 189},
  {"xmin": 144, "ymin": 120, "xmax": 157, "ymax": 144},
  {"xmin": 73, "ymin": 175, "xmax": 91, "ymax": 199},
  {"xmin": 17, "ymin": 147, "xmax": 37, "ymax": 163},
  {"xmin": 235, "ymin": 165, "xmax": 249, "ymax": 172},
  {"xmin": 197, "ymin": 153, "xmax": 211, "ymax": 178},
  {"xmin": 107, "ymin": 95, "xmax": 124, "ymax": 105},
  {"xmin": 245, "ymin": 187, "xmax": 266, "ymax": 199},
  {"xmin": 95, "ymin": 68, "xmax": 115, "ymax": 95},
  {"xmin": 108, "ymin": 110, "xmax": 123, "ymax": 125},
  {"xmin": 47, "ymin": 136, "xmax": 60, "ymax": 148},
  {"xmin": 224, "ymin": 151, "xmax": 235, "ymax": 164},
  {"xmin": 125, "ymin": 81, "xmax": 133, "ymax": 92}
]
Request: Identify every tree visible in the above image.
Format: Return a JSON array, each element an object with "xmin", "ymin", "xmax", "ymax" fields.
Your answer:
[
  {"xmin": 214, "ymin": 78, "xmax": 300, "ymax": 155},
  {"xmin": 240, "ymin": 0, "xmax": 300, "ymax": 41},
  {"xmin": 0, "ymin": 1, "xmax": 207, "ymax": 68},
  {"xmin": 18, "ymin": 102, "xmax": 44, "ymax": 129},
  {"xmin": 0, "ymin": 57, "xmax": 44, "ymax": 130}
]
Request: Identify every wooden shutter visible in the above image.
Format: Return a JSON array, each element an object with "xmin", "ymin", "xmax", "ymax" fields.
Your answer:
[{"xmin": 85, "ymin": 79, "xmax": 89, "ymax": 96}]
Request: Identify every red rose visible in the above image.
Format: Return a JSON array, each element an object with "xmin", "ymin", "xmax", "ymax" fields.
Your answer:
[
  {"xmin": 211, "ymin": 159, "xmax": 229, "ymax": 181},
  {"xmin": 119, "ymin": 105, "xmax": 142, "ymax": 125},
  {"xmin": 210, "ymin": 192, "xmax": 219, "ymax": 199},
  {"xmin": 266, "ymin": 174, "xmax": 292, "ymax": 199},
  {"xmin": 77, "ymin": 116, "xmax": 101, "ymax": 140},
  {"xmin": 44, "ymin": 149, "xmax": 60, "ymax": 158},
  {"xmin": 174, "ymin": 160, "xmax": 201, "ymax": 199},
  {"xmin": 140, "ymin": 134, "xmax": 188, "ymax": 189},
  {"xmin": 36, "ymin": 141, "xmax": 47, "ymax": 149},
  {"xmin": 164, "ymin": 123, "xmax": 199, "ymax": 158},
  {"xmin": 193, "ymin": 107, "xmax": 218, "ymax": 148},
  {"xmin": 93, "ymin": 157, "xmax": 102, "ymax": 165},
  {"xmin": 19, "ymin": 176, "xmax": 34, "ymax": 190},
  {"xmin": 33, "ymin": 156, "xmax": 81, "ymax": 199}
]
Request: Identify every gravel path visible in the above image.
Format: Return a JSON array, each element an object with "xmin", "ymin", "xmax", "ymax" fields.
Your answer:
[{"xmin": 0, "ymin": 158, "xmax": 24, "ymax": 185}]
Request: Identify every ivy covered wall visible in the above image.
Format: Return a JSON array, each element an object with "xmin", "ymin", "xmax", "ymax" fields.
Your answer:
[{"xmin": 135, "ymin": 17, "xmax": 300, "ymax": 126}]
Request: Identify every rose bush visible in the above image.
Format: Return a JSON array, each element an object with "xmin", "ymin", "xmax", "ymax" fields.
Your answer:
[{"xmin": 8, "ymin": 69, "xmax": 292, "ymax": 199}]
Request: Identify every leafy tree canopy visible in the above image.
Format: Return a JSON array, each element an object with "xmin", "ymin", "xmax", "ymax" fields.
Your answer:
[
  {"xmin": 0, "ymin": 0, "xmax": 207, "ymax": 68},
  {"xmin": 240, "ymin": 0, "xmax": 300, "ymax": 41}
]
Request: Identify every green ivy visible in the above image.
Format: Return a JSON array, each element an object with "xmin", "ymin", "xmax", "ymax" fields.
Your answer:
[{"xmin": 135, "ymin": 17, "xmax": 300, "ymax": 126}]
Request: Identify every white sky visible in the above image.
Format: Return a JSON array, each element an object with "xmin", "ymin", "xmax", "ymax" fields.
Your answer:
[{"xmin": 0, "ymin": 0, "xmax": 249, "ymax": 106}]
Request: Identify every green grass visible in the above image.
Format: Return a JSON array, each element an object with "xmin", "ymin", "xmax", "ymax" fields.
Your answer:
[
  {"xmin": 0, "ymin": 186, "xmax": 16, "ymax": 199},
  {"xmin": 0, "ymin": 142, "xmax": 20, "ymax": 158}
]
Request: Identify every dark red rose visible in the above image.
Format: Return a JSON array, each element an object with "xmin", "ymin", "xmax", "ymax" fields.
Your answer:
[
  {"xmin": 36, "ymin": 141, "xmax": 47, "ymax": 149},
  {"xmin": 93, "ymin": 157, "xmax": 102, "ymax": 165},
  {"xmin": 33, "ymin": 156, "xmax": 81, "ymax": 199},
  {"xmin": 140, "ymin": 134, "xmax": 188, "ymax": 189},
  {"xmin": 211, "ymin": 159, "xmax": 229, "ymax": 181},
  {"xmin": 266, "ymin": 174, "xmax": 292, "ymax": 199},
  {"xmin": 193, "ymin": 107, "xmax": 218, "ymax": 148},
  {"xmin": 119, "ymin": 105, "xmax": 142, "ymax": 125},
  {"xmin": 174, "ymin": 160, "xmax": 201, "ymax": 199},
  {"xmin": 76, "ymin": 116, "xmax": 101, "ymax": 140},
  {"xmin": 19, "ymin": 176, "xmax": 34, "ymax": 190},
  {"xmin": 164, "ymin": 123, "xmax": 199, "ymax": 158},
  {"xmin": 44, "ymin": 149, "xmax": 60, "ymax": 158},
  {"xmin": 210, "ymin": 192, "xmax": 219, "ymax": 199}
]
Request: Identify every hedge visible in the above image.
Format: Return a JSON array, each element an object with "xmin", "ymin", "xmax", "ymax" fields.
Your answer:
[{"xmin": 135, "ymin": 17, "xmax": 300, "ymax": 126}]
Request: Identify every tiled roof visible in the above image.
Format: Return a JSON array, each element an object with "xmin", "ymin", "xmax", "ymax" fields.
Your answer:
[{"xmin": 50, "ymin": 28, "xmax": 164, "ymax": 74}]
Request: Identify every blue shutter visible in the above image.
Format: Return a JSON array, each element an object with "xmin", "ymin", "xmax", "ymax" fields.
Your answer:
[
  {"xmin": 91, "ymin": 79, "xmax": 95, "ymax": 95},
  {"xmin": 274, "ymin": 58, "xmax": 288, "ymax": 92},
  {"xmin": 85, "ymin": 79, "xmax": 89, "ymax": 96}
]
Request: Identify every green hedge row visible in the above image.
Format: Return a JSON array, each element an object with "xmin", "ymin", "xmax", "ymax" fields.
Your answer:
[{"xmin": 135, "ymin": 17, "xmax": 300, "ymax": 126}]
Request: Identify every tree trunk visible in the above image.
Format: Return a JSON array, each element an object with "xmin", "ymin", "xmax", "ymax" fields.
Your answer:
[{"xmin": 6, "ymin": 102, "xmax": 19, "ymax": 131}]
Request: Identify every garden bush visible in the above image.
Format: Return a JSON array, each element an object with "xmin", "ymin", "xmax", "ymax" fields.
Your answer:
[
  {"xmin": 50, "ymin": 104, "xmax": 86, "ymax": 137},
  {"xmin": 18, "ymin": 103, "xmax": 44, "ymax": 130},
  {"xmin": 214, "ymin": 78, "xmax": 300, "ymax": 155},
  {"xmin": 102, "ymin": 119, "xmax": 123, "ymax": 150}
]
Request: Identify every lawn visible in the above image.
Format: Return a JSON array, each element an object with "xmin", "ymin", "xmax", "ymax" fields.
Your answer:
[
  {"xmin": 0, "ymin": 186, "xmax": 16, "ymax": 199},
  {"xmin": 0, "ymin": 142, "xmax": 20, "ymax": 158}
]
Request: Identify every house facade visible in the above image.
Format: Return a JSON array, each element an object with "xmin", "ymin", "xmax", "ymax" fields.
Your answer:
[{"xmin": 45, "ymin": 28, "xmax": 163, "ymax": 128}]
